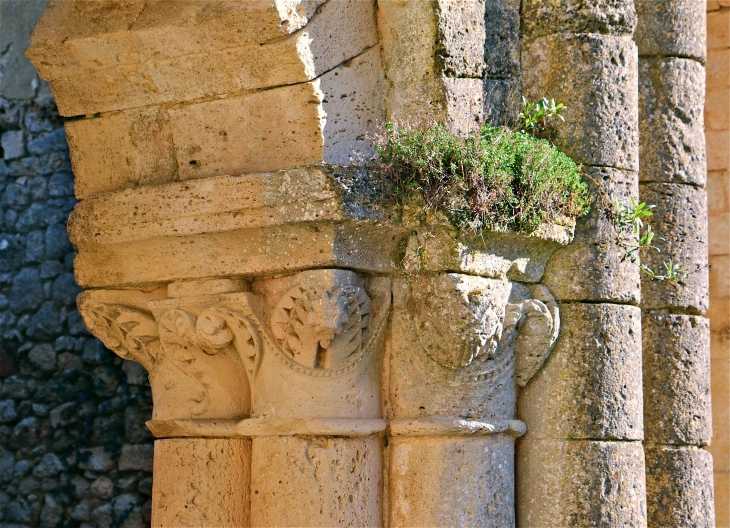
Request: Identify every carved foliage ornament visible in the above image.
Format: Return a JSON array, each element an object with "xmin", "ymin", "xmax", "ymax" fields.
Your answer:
[
  {"xmin": 269, "ymin": 278, "xmax": 374, "ymax": 376},
  {"xmin": 412, "ymin": 275, "xmax": 559, "ymax": 386}
]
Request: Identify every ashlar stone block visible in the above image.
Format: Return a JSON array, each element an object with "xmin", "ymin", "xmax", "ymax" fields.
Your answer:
[
  {"xmin": 251, "ymin": 436, "xmax": 382, "ymax": 527},
  {"xmin": 635, "ymin": 0, "xmax": 707, "ymax": 61},
  {"xmin": 518, "ymin": 303, "xmax": 644, "ymax": 441},
  {"xmin": 640, "ymin": 183, "xmax": 710, "ymax": 314},
  {"xmin": 643, "ymin": 313, "xmax": 712, "ymax": 446},
  {"xmin": 522, "ymin": 33, "xmax": 639, "ymax": 170},
  {"xmin": 152, "ymin": 438, "xmax": 250, "ymax": 528},
  {"xmin": 522, "ymin": 0, "xmax": 637, "ymax": 39},
  {"xmin": 639, "ymin": 57, "xmax": 707, "ymax": 186},
  {"xmin": 28, "ymin": 0, "xmax": 378, "ymax": 116},
  {"xmin": 435, "ymin": 0, "xmax": 487, "ymax": 78},
  {"xmin": 542, "ymin": 167, "xmax": 641, "ymax": 303},
  {"xmin": 645, "ymin": 445, "xmax": 715, "ymax": 528}
]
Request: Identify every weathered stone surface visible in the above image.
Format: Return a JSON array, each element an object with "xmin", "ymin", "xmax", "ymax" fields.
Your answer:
[
  {"xmin": 28, "ymin": 0, "xmax": 327, "ymax": 79},
  {"xmin": 2, "ymin": 131, "xmax": 25, "ymax": 161},
  {"xmin": 483, "ymin": 79, "xmax": 520, "ymax": 127},
  {"xmin": 64, "ymin": 107, "xmax": 177, "ymax": 199},
  {"xmin": 29, "ymin": 0, "xmax": 378, "ymax": 116},
  {"xmin": 522, "ymin": 0, "xmax": 636, "ymax": 38},
  {"xmin": 516, "ymin": 439, "xmax": 647, "ymax": 527},
  {"xmin": 0, "ymin": 0, "xmax": 49, "ymax": 99},
  {"xmin": 484, "ymin": 0, "xmax": 520, "ymax": 78},
  {"xmin": 152, "ymin": 438, "xmax": 250, "ymax": 528},
  {"xmin": 643, "ymin": 313, "xmax": 712, "ymax": 446},
  {"xmin": 518, "ymin": 303, "xmax": 643, "ymax": 440},
  {"xmin": 639, "ymin": 58, "xmax": 707, "ymax": 186},
  {"xmin": 645, "ymin": 445, "xmax": 715, "ymax": 528},
  {"xmin": 442, "ymin": 77, "xmax": 484, "ymax": 135},
  {"xmin": 251, "ymin": 436, "xmax": 381, "ymax": 527},
  {"xmin": 542, "ymin": 167, "xmax": 641, "ymax": 303},
  {"xmin": 522, "ymin": 34, "xmax": 638, "ymax": 170},
  {"xmin": 167, "ymin": 46, "xmax": 382, "ymax": 181},
  {"xmin": 435, "ymin": 0, "xmax": 486, "ymax": 78},
  {"xmin": 640, "ymin": 183, "xmax": 709, "ymax": 314},
  {"xmin": 378, "ymin": 0, "xmax": 445, "ymax": 127},
  {"xmin": 390, "ymin": 435, "xmax": 515, "ymax": 528},
  {"xmin": 68, "ymin": 166, "xmax": 405, "ymax": 288},
  {"xmin": 635, "ymin": 0, "xmax": 707, "ymax": 60},
  {"xmin": 390, "ymin": 275, "xmax": 561, "ymax": 419}
]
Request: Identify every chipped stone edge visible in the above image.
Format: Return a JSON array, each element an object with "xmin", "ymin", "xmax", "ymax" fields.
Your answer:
[{"xmin": 389, "ymin": 418, "xmax": 527, "ymax": 438}]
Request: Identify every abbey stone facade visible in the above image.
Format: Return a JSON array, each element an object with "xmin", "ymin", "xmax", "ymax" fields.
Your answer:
[{"xmin": 0, "ymin": 0, "xmax": 727, "ymax": 527}]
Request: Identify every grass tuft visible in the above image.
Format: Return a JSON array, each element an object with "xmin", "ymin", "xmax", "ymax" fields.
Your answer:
[{"xmin": 374, "ymin": 122, "xmax": 592, "ymax": 234}]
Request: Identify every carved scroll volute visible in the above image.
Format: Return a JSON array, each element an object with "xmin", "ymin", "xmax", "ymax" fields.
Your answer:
[
  {"xmin": 77, "ymin": 291, "xmax": 160, "ymax": 372},
  {"xmin": 509, "ymin": 285, "xmax": 560, "ymax": 387}
]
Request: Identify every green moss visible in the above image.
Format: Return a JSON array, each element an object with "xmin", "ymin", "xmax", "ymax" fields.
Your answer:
[{"xmin": 375, "ymin": 123, "xmax": 592, "ymax": 234}]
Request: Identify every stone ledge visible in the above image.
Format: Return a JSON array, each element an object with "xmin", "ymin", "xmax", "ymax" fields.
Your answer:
[{"xmin": 389, "ymin": 418, "xmax": 526, "ymax": 438}]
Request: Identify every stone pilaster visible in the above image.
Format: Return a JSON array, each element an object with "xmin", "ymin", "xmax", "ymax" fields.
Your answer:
[
  {"xmin": 635, "ymin": 1, "xmax": 716, "ymax": 525},
  {"xmin": 518, "ymin": 2, "xmax": 646, "ymax": 526}
]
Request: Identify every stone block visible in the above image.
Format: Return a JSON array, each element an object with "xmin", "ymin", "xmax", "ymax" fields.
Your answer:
[
  {"xmin": 442, "ymin": 77, "xmax": 484, "ymax": 135},
  {"xmin": 708, "ymin": 358, "xmax": 729, "ymax": 469},
  {"xmin": 1, "ymin": 131, "xmax": 25, "ymax": 161},
  {"xmin": 635, "ymin": 0, "xmax": 706, "ymax": 60},
  {"xmin": 639, "ymin": 58, "xmax": 706, "ymax": 186},
  {"xmin": 28, "ymin": 0, "xmax": 326, "ymax": 79},
  {"xmin": 518, "ymin": 303, "xmax": 643, "ymax": 440},
  {"xmin": 643, "ymin": 313, "xmax": 712, "ymax": 446},
  {"xmin": 640, "ymin": 183, "xmax": 709, "ymax": 314},
  {"xmin": 389, "ymin": 435, "xmax": 515, "ymax": 528},
  {"xmin": 710, "ymin": 298, "xmax": 730, "ymax": 359},
  {"xmin": 118, "ymin": 444, "xmax": 154, "ymax": 472},
  {"xmin": 710, "ymin": 212, "xmax": 730, "ymax": 255},
  {"xmin": 0, "ymin": 0, "xmax": 49, "ymax": 99},
  {"xmin": 708, "ymin": 8, "xmax": 730, "ymax": 50},
  {"xmin": 251, "ymin": 436, "xmax": 381, "ymax": 527},
  {"xmin": 522, "ymin": 0, "xmax": 636, "ymax": 39},
  {"xmin": 516, "ymin": 439, "xmax": 647, "ymax": 527},
  {"xmin": 483, "ymin": 79, "xmax": 520, "ymax": 127},
  {"xmin": 708, "ymin": 129, "xmax": 730, "ymax": 171},
  {"xmin": 705, "ymin": 88, "xmax": 730, "ymax": 132},
  {"xmin": 152, "ymin": 438, "xmax": 250, "ymax": 528},
  {"xmin": 522, "ymin": 34, "xmax": 638, "ymax": 171},
  {"xmin": 378, "ymin": 0, "xmax": 445, "ymax": 127},
  {"xmin": 645, "ymin": 445, "xmax": 715, "ymax": 528},
  {"xmin": 29, "ymin": 0, "xmax": 377, "ymax": 116},
  {"xmin": 484, "ymin": 0, "xmax": 520, "ymax": 78},
  {"xmin": 716, "ymin": 471, "xmax": 730, "ymax": 528},
  {"xmin": 707, "ymin": 50, "xmax": 730, "ymax": 91},
  {"xmin": 168, "ymin": 46, "xmax": 381, "ymax": 180},
  {"xmin": 711, "ymin": 255, "xmax": 730, "ymax": 299},
  {"xmin": 542, "ymin": 167, "xmax": 641, "ymax": 303},
  {"xmin": 435, "ymin": 0, "xmax": 486, "ymax": 78},
  {"xmin": 64, "ymin": 107, "xmax": 177, "ymax": 199}
]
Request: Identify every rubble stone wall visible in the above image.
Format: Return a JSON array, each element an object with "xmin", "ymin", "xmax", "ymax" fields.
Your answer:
[{"xmin": 0, "ymin": 2, "xmax": 154, "ymax": 527}]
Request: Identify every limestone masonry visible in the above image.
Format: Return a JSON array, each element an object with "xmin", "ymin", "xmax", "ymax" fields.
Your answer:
[{"xmin": 0, "ymin": 0, "xmax": 718, "ymax": 526}]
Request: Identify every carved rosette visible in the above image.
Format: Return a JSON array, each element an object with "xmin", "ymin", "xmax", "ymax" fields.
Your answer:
[{"xmin": 411, "ymin": 274, "xmax": 559, "ymax": 386}]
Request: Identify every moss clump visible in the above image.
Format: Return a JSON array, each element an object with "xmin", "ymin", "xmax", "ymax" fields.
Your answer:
[{"xmin": 375, "ymin": 123, "xmax": 592, "ymax": 234}]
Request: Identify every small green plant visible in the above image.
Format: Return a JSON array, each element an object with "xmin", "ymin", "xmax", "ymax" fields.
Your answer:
[
  {"xmin": 518, "ymin": 97, "xmax": 565, "ymax": 134},
  {"xmin": 609, "ymin": 196, "xmax": 691, "ymax": 282},
  {"xmin": 374, "ymin": 116, "xmax": 592, "ymax": 234}
]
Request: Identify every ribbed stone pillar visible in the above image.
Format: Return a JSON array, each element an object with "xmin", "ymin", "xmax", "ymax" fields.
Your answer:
[
  {"xmin": 517, "ymin": 1, "xmax": 647, "ymax": 526},
  {"xmin": 635, "ymin": 2, "xmax": 716, "ymax": 526}
]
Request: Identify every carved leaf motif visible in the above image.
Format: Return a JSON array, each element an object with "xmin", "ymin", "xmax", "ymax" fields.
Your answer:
[
  {"xmin": 85, "ymin": 304, "xmax": 159, "ymax": 371},
  {"xmin": 513, "ymin": 293, "xmax": 560, "ymax": 387},
  {"xmin": 196, "ymin": 307, "xmax": 262, "ymax": 391},
  {"xmin": 271, "ymin": 284, "xmax": 371, "ymax": 371}
]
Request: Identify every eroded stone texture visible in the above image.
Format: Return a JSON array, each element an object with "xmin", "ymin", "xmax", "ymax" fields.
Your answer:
[
  {"xmin": 640, "ymin": 183, "xmax": 710, "ymax": 314},
  {"xmin": 542, "ymin": 167, "xmax": 641, "ymax": 303},
  {"xmin": 522, "ymin": 34, "xmax": 638, "ymax": 170},
  {"xmin": 65, "ymin": 106, "xmax": 177, "ymax": 199},
  {"xmin": 152, "ymin": 438, "xmax": 250, "ymax": 528},
  {"xmin": 250, "ymin": 435, "xmax": 382, "ymax": 527},
  {"xmin": 518, "ymin": 303, "xmax": 644, "ymax": 441},
  {"xmin": 645, "ymin": 445, "xmax": 715, "ymax": 528},
  {"xmin": 28, "ymin": 0, "xmax": 378, "ymax": 116},
  {"xmin": 522, "ymin": 0, "xmax": 637, "ymax": 39},
  {"xmin": 635, "ymin": 0, "xmax": 707, "ymax": 61},
  {"xmin": 484, "ymin": 0, "xmax": 520, "ymax": 78},
  {"xmin": 643, "ymin": 313, "xmax": 712, "ymax": 446},
  {"xmin": 389, "ymin": 435, "xmax": 515, "ymax": 528},
  {"xmin": 516, "ymin": 439, "xmax": 647, "ymax": 527},
  {"xmin": 639, "ymin": 57, "xmax": 707, "ymax": 186}
]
